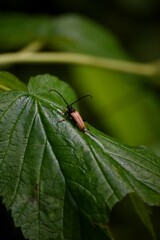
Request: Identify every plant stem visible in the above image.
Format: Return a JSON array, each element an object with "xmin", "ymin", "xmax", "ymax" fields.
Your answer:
[
  {"xmin": 19, "ymin": 40, "xmax": 45, "ymax": 52},
  {"xmin": 0, "ymin": 52, "xmax": 159, "ymax": 78}
]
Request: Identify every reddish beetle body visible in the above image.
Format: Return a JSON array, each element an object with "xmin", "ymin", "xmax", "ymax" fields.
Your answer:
[
  {"xmin": 67, "ymin": 105, "xmax": 85, "ymax": 132},
  {"xmin": 49, "ymin": 89, "xmax": 92, "ymax": 132}
]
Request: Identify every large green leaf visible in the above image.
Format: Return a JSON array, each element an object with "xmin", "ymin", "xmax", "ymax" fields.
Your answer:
[
  {"xmin": 0, "ymin": 74, "xmax": 160, "ymax": 240},
  {"xmin": 49, "ymin": 14, "xmax": 127, "ymax": 58}
]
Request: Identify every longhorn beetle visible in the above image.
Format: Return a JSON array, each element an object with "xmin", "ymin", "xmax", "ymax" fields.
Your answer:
[{"xmin": 49, "ymin": 89, "xmax": 92, "ymax": 132}]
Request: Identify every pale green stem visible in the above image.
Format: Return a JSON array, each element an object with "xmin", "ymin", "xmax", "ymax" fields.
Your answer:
[
  {"xmin": 0, "ymin": 51, "xmax": 159, "ymax": 78},
  {"xmin": 19, "ymin": 40, "xmax": 45, "ymax": 52}
]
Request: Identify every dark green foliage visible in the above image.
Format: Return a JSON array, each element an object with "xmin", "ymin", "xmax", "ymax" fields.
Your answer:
[{"xmin": 0, "ymin": 73, "xmax": 160, "ymax": 239}]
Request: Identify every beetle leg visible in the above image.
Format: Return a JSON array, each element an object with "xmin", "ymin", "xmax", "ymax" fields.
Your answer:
[
  {"xmin": 82, "ymin": 121, "xmax": 94, "ymax": 136},
  {"xmin": 58, "ymin": 118, "xmax": 66, "ymax": 123},
  {"xmin": 62, "ymin": 109, "xmax": 68, "ymax": 115},
  {"xmin": 56, "ymin": 109, "xmax": 68, "ymax": 115},
  {"xmin": 57, "ymin": 112, "xmax": 69, "ymax": 124}
]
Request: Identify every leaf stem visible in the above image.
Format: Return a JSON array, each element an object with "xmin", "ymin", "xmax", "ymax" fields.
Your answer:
[
  {"xmin": 19, "ymin": 40, "xmax": 45, "ymax": 53},
  {"xmin": 0, "ymin": 51, "xmax": 159, "ymax": 78}
]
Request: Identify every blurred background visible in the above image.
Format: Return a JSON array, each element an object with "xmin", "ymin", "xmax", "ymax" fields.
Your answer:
[{"xmin": 0, "ymin": 0, "xmax": 160, "ymax": 239}]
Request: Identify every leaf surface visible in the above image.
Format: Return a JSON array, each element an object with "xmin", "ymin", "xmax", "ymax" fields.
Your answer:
[{"xmin": 0, "ymin": 74, "xmax": 160, "ymax": 240}]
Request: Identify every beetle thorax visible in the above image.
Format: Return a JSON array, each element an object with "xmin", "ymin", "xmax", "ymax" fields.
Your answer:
[{"xmin": 67, "ymin": 105, "xmax": 75, "ymax": 113}]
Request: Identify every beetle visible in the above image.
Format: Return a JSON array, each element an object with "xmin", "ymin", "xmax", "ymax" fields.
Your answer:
[{"xmin": 49, "ymin": 89, "xmax": 92, "ymax": 132}]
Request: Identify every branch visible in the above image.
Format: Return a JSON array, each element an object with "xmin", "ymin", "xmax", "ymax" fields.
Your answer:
[{"xmin": 0, "ymin": 51, "xmax": 159, "ymax": 78}]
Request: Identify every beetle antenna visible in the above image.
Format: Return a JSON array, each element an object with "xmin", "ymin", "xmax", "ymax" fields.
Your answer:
[
  {"xmin": 49, "ymin": 89, "xmax": 69, "ymax": 105},
  {"xmin": 70, "ymin": 95, "xmax": 92, "ymax": 105}
]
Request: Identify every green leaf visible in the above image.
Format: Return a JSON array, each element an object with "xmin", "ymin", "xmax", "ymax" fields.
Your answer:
[
  {"xmin": 130, "ymin": 194, "xmax": 156, "ymax": 240},
  {"xmin": 50, "ymin": 14, "xmax": 127, "ymax": 58},
  {"xmin": 0, "ymin": 74, "xmax": 160, "ymax": 240},
  {"xmin": 0, "ymin": 14, "xmax": 50, "ymax": 50},
  {"xmin": 0, "ymin": 71, "xmax": 27, "ymax": 91}
]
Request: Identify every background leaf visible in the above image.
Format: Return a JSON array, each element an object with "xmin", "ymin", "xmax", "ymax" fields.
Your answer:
[
  {"xmin": 0, "ymin": 74, "xmax": 160, "ymax": 240},
  {"xmin": 49, "ymin": 14, "xmax": 127, "ymax": 58},
  {"xmin": 0, "ymin": 14, "xmax": 50, "ymax": 51},
  {"xmin": 0, "ymin": 71, "xmax": 27, "ymax": 91},
  {"xmin": 130, "ymin": 195, "xmax": 156, "ymax": 240}
]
